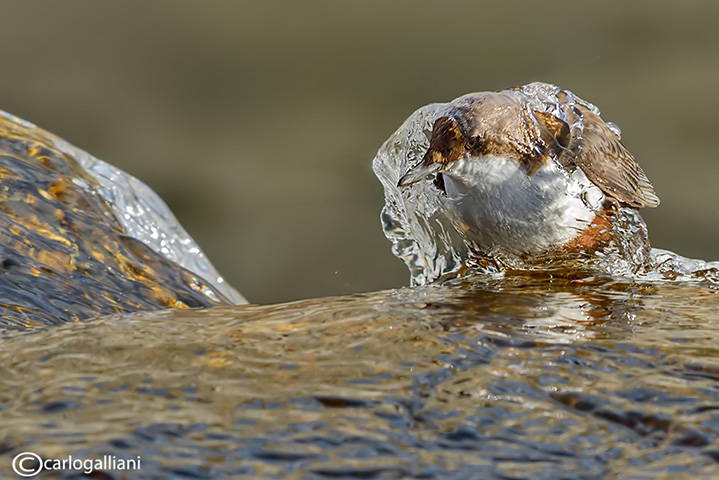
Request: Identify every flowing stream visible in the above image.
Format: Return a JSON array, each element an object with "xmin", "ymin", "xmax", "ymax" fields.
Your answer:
[
  {"xmin": 2, "ymin": 276, "xmax": 719, "ymax": 478},
  {"xmin": 1, "ymin": 87, "xmax": 719, "ymax": 478}
]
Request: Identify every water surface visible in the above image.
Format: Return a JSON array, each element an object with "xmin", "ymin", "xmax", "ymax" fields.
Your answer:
[{"xmin": 2, "ymin": 275, "xmax": 718, "ymax": 478}]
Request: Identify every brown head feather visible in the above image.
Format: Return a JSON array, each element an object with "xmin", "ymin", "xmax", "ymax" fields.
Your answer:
[
  {"xmin": 430, "ymin": 92, "xmax": 555, "ymax": 175},
  {"xmin": 425, "ymin": 116, "xmax": 465, "ymax": 165}
]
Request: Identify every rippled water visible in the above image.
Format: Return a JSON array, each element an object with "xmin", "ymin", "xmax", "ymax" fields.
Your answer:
[
  {"xmin": 1, "ymin": 88, "xmax": 719, "ymax": 479},
  {"xmin": 0, "ymin": 111, "xmax": 246, "ymax": 328},
  {"xmin": 2, "ymin": 276, "xmax": 719, "ymax": 478}
]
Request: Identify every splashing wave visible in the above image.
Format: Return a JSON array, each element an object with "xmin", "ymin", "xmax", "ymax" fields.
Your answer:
[{"xmin": 372, "ymin": 83, "xmax": 718, "ymax": 285}]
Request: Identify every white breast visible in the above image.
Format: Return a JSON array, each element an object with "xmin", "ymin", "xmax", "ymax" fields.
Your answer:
[{"xmin": 443, "ymin": 155, "xmax": 605, "ymax": 255}]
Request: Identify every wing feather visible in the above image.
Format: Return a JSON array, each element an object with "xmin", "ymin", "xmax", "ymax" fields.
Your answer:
[
  {"xmin": 534, "ymin": 104, "xmax": 659, "ymax": 209},
  {"xmin": 575, "ymin": 106, "xmax": 659, "ymax": 208}
]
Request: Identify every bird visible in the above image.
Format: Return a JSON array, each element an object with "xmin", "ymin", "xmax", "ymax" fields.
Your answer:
[{"xmin": 396, "ymin": 84, "xmax": 659, "ymax": 260}]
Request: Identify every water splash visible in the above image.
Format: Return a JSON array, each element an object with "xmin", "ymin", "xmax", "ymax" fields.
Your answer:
[
  {"xmin": 0, "ymin": 110, "xmax": 246, "ymax": 305},
  {"xmin": 0, "ymin": 110, "xmax": 248, "ymax": 327},
  {"xmin": 373, "ymin": 82, "xmax": 719, "ymax": 285},
  {"xmin": 373, "ymin": 103, "xmax": 470, "ymax": 285}
]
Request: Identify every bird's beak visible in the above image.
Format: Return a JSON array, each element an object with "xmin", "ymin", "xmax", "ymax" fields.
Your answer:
[
  {"xmin": 397, "ymin": 155, "xmax": 442, "ymax": 187},
  {"xmin": 398, "ymin": 116, "xmax": 465, "ymax": 187}
]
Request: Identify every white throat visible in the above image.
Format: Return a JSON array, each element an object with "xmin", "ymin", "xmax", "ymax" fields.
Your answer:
[{"xmin": 443, "ymin": 155, "xmax": 605, "ymax": 255}]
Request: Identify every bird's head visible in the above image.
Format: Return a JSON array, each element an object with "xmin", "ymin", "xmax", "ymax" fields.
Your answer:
[{"xmin": 397, "ymin": 91, "xmax": 567, "ymax": 189}]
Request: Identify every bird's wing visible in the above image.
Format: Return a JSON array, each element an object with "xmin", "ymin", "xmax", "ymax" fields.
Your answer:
[
  {"xmin": 533, "ymin": 105, "xmax": 659, "ymax": 209},
  {"xmin": 573, "ymin": 106, "xmax": 659, "ymax": 208}
]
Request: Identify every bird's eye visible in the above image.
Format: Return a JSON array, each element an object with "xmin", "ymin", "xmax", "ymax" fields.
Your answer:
[{"xmin": 465, "ymin": 137, "xmax": 480, "ymax": 150}]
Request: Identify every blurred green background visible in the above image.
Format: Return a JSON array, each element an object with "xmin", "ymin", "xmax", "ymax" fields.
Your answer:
[{"xmin": 1, "ymin": 1, "xmax": 717, "ymax": 303}]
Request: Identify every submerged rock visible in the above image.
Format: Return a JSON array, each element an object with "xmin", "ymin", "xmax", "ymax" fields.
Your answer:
[{"xmin": 0, "ymin": 111, "xmax": 245, "ymax": 328}]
